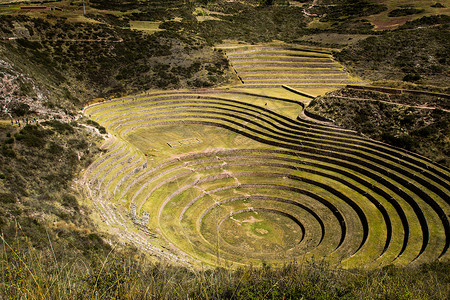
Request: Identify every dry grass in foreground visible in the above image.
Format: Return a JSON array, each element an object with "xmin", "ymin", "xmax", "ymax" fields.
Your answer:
[{"xmin": 1, "ymin": 225, "xmax": 448, "ymax": 300}]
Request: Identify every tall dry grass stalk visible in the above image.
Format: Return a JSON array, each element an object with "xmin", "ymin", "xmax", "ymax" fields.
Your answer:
[{"xmin": 0, "ymin": 222, "xmax": 448, "ymax": 299}]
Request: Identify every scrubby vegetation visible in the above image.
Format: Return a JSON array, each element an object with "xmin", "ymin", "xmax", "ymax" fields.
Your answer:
[
  {"xmin": 161, "ymin": 0, "xmax": 387, "ymax": 44},
  {"xmin": 335, "ymin": 23, "xmax": 450, "ymax": 86},
  {"xmin": 193, "ymin": 4, "xmax": 310, "ymax": 43},
  {"xmin": 388, "ymin": 8, "xmax": 425, "ymax": 17},
  {"xmin": 0, "ymin": 121, "xmax": 108, "ymax": 255},
  {"xmin": 0, "ymin": 14, "xmax": 233, "ymax": 111},
  {"xmin": 311, "ymin": 0, "xmax": 387, "ymax": 20}
]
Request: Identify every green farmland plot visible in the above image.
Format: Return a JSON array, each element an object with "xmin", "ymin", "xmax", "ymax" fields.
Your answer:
[{"xmin": 82, "ymin": 45, "xmax": 449, "ymax": 269}]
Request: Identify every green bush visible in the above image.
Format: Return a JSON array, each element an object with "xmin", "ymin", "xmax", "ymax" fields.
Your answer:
[
  {"xmin": 431, "ymin": 2, "xmax": 445, "ymax": 8},
  {"xmin": 61, "ymin": 193, "xmax": 79, "ymax": 210},
  {"xmin": 41, "ymin": 120, "xmax": 74, "ymax": 134},
  {"xmin": 15, "ymin": 133, "xmax": 46, "ymax": 148},
  {"xmin": 10, "ymin": 102, "xmax": 30, "ymax": 117},
  {"xmin": 403, "ymin": 73, "xmax": 422, "ymax": 82},
  {"xmin": 47, "ymin": 141, "xmax": 64, "ymax": 155},
  {"xmin": 388, "ymin": 8, "xmax": 425, "ymax": 17},
  {"xmin": 85, "ymin": 120, "xmax": 107, "ymax": 134},
  {"xmin": 160, "ymin": 20, "xmax": 183, "ymax": 31},
  {"xmin": 313, "ymin": 0, "xmax": 387, "ymax": 22},
  {"xmin": 1, "ymin": 145, "xmax": 15, "ymax": 158},
  {"xmin": 398, "ymin": 14, "xmax": 450, "ymax": 29},
  {"xmin": 0, "ymin": 193, "xmax": 15, "ymax": 204},
  {"xmin": 16, "ymin": 38, "xmax": 42, "ymax": 49}
]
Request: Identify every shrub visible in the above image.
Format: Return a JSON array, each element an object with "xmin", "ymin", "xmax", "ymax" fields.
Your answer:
[
  {"xmin": 85, "ymin": 120, "xmax": 107, "ymax": 134},
  {"xmin": 68, "ymin": 138, "xmax": 89, "ymax": 150},
  {"xmin": 431, "ymin": 2, "xmax": 445, "ymax": 8},
  {"xmin": 1, "ymin": 145, "xmax": 16, "ymax": 158},
  {"xmin": 0, "ymin": 193, "xmax": 15, "ymax": 204},
  {"xmin": 16, "ymin": 38, "xmax": 42, "ymax": 49},
  {"xmin": 41, "ymin": 120, "xmax": 75, "ymax": 134},
  {"xmin": 15, "ymin": 129, "xmax": 46, "ymax": 148},
  {"xmin": 398, "ymin": 14, "xmax": 450, "ymax": 29},
  {"xmin": 403, "ymin": 73, "xmax": 422, "ymax": 82},
  {"xmin": 61, "ymin": 193, "xmax": 79, "ymax": 210},
  {"xmin": 10, "ymin": 102, "xmax": 30, "ymax": 117},
  {"xmin": 388, "ymin": 8, "xmax": 425, "ymax": 17},
  {"xmin": 47, "ymin": 142, "xmax": 64, "ymax": 155},
  {"xmin": 160, "ymin": 21, "xmax": 183, "ymax": 31}
]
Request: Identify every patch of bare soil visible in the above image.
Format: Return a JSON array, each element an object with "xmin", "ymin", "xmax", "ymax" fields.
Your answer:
[
  {"xmin": 241, "ymin": 215, "xmax": 261, "ymax": 224},
  {"xmin": 255, "ymin": 228, "xmax": 268, "ymax": 235},
  {"xmin": 372, "ymin": 18, "xmax": 409, "ymax": 30}
]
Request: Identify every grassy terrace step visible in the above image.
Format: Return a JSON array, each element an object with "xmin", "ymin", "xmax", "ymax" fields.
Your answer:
[
  {"xmin": 85, "ymin": 95, "xmax": 450, "ymax": 211},
  {"xmin": 87, "ymin": 94, "xmax": 449, "ymax": 179},
  {"xmin": 83, "ymin": 137, "xmax": 122, "ymax": 182},
  {"xmin": 234, "ymin": 84, "xmax": 349, "ymax": 89},
  {"xmin": 228, "ymin": 57, "xmax": 335, "ymax": 63},
  {"xmin": 226, "ymin": 52, "xmax": 331, "ymax": 59},
  {"xmin": 122, "ymin": 152, "xmax": 428, "ymax": 264},
  {"xmin": 240, "ymin": 75, "xmax": 353, "ymax": 80},
  {"xmin": 119, "ymin": 115, "xmax": 448, "ymax": 215},
  {"xmin": 93, "ymin": 149, "xmax": 384, "ymax": 264},
  {"xmin": 233, "ymin": 64, "xmax": 342, "ymax": 69},
  {"xmin": 238, "ymin": 70, "xmax": 347, "ymax": 75},
  {"xmin": 148, "ymin": 150, "xmax": 432, "ymax": 244},
  {"xmin": 96, "ymin": 149, "xmax": 142, "ymax": 199},
  {"xmin": 222, "ymin": 46, "xmax": 332, "ymax": 56},
  {"xmin": 83, "ymin": 90, "xmax": 449, "ymax": 268},
  {"xmin": 222, "ymin": 44, "xmax": 357, "ymax": 89},
  {"xmin": 154, "ymin": 172, "xmax": 366, "ymax": 265},
  {"xmin": 88, "ymin": 112, "xmax": 449, "ymax": 214},
  {"xmin": 142, "ymin": 162, "xmax": 370, "ymax": 245},
  {"xmin": 86, "ymin": 92, "xmax": 354, "ymax": 136},
  {"xmin": 242, "ymin": 80, "xmax": 361, "ymax": 85},
  {"xmin": 86, "ymin": 93, "xmax": 348, "ymax": 137}
]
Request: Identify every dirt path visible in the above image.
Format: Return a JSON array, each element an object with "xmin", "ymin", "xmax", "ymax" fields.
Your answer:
[
  {"xmin": 1, "ymin": 37, "xmax": 124, "ymax": 42},
  {"xmin": 330, "ymin": 95, "xmax": 450, "ymax": 112}
]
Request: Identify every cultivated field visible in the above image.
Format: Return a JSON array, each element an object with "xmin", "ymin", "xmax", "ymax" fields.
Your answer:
[{"xmin": 82, "ymin": 45, "xmax": 450, "ymax": 269}]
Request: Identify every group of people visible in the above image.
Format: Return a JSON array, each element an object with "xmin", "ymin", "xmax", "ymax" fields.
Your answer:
[{"xmin": 11, "ymin": 117, "xmax": 39, "ymax": 127}]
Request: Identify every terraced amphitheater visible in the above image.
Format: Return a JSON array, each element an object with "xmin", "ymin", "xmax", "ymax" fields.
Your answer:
[{"xmin": 82, "ymin": 45, "xmax": 449, "ymax": 269}]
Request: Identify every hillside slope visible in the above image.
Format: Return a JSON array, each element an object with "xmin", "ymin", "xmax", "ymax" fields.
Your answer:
[{"xmin": 0, "ymin": 14, "xmax": 234, "ymax": 117}]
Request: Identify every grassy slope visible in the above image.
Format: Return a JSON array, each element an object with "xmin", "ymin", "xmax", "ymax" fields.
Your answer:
[
  {"xmin": 0, "ymin": 120, "xmax": 111, "ymax": 257},
  {"xmin": 0, "ymin": 13, "xmax": 234, "ymax": 115}
]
